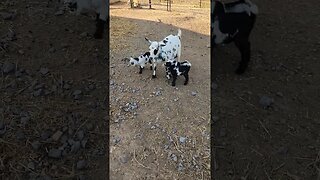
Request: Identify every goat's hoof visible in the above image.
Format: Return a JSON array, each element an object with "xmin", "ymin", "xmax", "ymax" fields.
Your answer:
[
  {"xmin": 139, "ymin": 71, "xmax": 142, "ymax": 74},
  {"xmin": 235, "ymin": 68, "xmax": 246, "ymax": 75},
  {"xmin": 171, "ymin": 83, "xmax": 176, "ymax": 86},
  {"xmin": 94, "ymin": 33, "xmax": 103, "ymax": 39},
  {"xmin": 152, "ymin": 75, "xmax": 157, "ymax": 78},
  {"xmin": 184, "ymin": 82, "xmax": 188, "ymax": 85},
  {"xmin": 150, "ymin": 67, "xmax": 153, "ymax": 70}
]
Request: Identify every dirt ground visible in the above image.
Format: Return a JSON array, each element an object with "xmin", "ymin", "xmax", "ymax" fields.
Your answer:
[
  {"xmin": 1, "ymin": 0, "xmax": 108, "ymax": 179},
  {"xmin": 212, "ymin": 0, "xmax": 320, "ymax": 179},
  {"xmin": 110, "ymin": 1, "xmax": 210, "ymax": 180}
]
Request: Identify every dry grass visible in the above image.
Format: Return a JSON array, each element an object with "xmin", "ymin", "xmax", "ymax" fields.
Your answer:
[{"xmin": 110, "ymin": 16, "xmax": 138, "ymax": 53}]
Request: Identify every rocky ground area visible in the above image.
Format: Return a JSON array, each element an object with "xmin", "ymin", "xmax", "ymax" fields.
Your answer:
[
  {"xmin": 1, "ymin": 0, "xmax": 107, "ymax": 179},
  {"xmin": 212, "ymin": 0, "xmax": 320, "ymax": 179},
  {"xmin": 110, "ymin": 2, "xmax": 210, "ymax": 179}
]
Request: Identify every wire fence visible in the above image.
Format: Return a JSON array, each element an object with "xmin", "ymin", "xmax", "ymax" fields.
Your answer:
[{"xmin": 128, "ymin": 0, "xmax": 210, "ymax": 9}]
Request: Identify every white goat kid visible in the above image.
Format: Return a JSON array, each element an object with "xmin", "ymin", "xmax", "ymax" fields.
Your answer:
[{"xmin": 145, "ymin": 29, "xmax": 182, "ymax": 78}]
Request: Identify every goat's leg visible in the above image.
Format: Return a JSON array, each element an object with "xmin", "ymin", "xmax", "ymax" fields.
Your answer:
[
  {"xmin": 94, "ymin": 15, "xmax": 105, "ymax": 39},
  {"xmin": 171, "ymin": 74, "xmax": 177, "ymax": 86},
  {"xmin": 152, "ymin": 62, "xmax": 157, "ymax": 78},
  {"xmin": 234, "ymin": 38, "xmax": 251, "ymax": 74},
  {"xmin": 139, "ymin": 66, "xmax": 144, "ymax": 74},
  {"xmin": 183, "ymin": 73, "xmax": 189, "ymax": 85}
]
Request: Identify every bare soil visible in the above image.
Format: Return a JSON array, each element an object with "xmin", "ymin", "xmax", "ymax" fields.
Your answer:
[
  {"xmin": 212, "ymin": 0, "xmax": 320, "ymax": 179},
  {"xmin": 1, "ymin": 0, "xmax": 108, "ymax": 179},
  {"xmin": 110, "ymin": 1, "xmax": 210, "ymax": 180}
]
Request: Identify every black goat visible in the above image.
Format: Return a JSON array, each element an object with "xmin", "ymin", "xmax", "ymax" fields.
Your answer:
[{"xmin": 212, "ymin": 0, "xmax": 258, "ymax": 74}]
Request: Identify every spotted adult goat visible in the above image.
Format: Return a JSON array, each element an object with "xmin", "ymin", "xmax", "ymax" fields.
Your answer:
[
  {"xmin": 212, "ymin": 0, "xmax": 258, "ymax": 74},
  {"xmin": 145, "ymin": 29, "xmax": 182, "ymax": 78},
  {"xmin": 65, "ymin": 0, "xmax": 107, "ymax": 39}
]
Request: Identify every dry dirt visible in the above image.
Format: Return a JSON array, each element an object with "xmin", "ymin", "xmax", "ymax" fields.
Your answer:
[
  {"xmin": 212, "ymin": 0, "xmax": 320, "ymax": 179},
  {"xmin": 110, "ymin": 1, "xmax": 210, "ymax": 180},
  {"xmin": 1, "ymin": 0, "xmax": 108, "ymax": 179}
]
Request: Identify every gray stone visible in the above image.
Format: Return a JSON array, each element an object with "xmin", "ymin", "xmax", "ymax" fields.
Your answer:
[
  {"xmin": 76, "ymin": 160, "xmax": 87, "ymax": 170},
  {"xmin": 48, "ymin": 149, "xmax": 62, "ymax": 158},
  {"xmin": 2, "ymin": 62, "xmax": 15, "ymax": 74},
  {"xmin": 76, "ymin": 130, "xmax": 84, "ymax": 141},
  {"xmin": 27, "ymin": 162, "xmax": 35, "ymax": 170},
  {"xmin": 33, "ymin": 89, "xmax": 43, "ymax": 97},
  {"xmin": 179, "ymin": 137, "xmax": 186, "ymax": 144},
  {"xmin": 31, "ymin": 141, "xmax": 41, "ymax": 150},
  {"xmin": 259, "ymin": 95, "xmax": 274, "ymax": 108},
  {"xmin": 71, "ymin": 141, "xmax": 81, "ymax": 153},
  {"xmin": 16, "ymin": 130, "xmax": 25, "ymax": 140},
  {"xmin": 40, "ymin": 68, "xmax": 49, "ymax": 75},
  {"xmin": 52, "ymin": 130, "xmax": 63, "ymax": 141},
  {"xmin": 119, "ymin": 154, "xmax": 130, "ymax": 164},
  {"xmin": 191, "ymin": 91, "xmax": 197, "ymax": 96}
]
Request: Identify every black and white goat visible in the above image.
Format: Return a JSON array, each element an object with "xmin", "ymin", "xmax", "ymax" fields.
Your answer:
[
  {"xmin": 165, "ymin": 59, "xmax": 191, "ymax": 86},
  {"xmin": 145, "ymin": 29, "xmax": 182, "ymax": 78},
  {"xmin": 129, "ymin": 52, "xmax": 152, "ymax": 74},
  {"xmin": 212, "ymin": 0, "xmax": 258, "ymax": 74},
  {"xmin": 65, "ymin": 0, "xmax": 107, "ymax": 39}
]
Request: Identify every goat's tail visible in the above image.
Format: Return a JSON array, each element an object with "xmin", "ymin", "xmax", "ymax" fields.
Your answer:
[
  {"xmin": 177, "ymin": 29, "xmax": 182, "ymax": 38},
  {"xmin": 245, "ymin": 0, "xmax": 259, "ymax": 15}
]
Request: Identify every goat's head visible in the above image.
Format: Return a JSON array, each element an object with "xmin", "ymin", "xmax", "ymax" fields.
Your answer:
[
  {"xmin": 145, "ymin": 37, "xmax": 166, "ymax": 56},
  {"xmin": 129, "ymin": 57, "xmax": 139, "ymax": 66}
]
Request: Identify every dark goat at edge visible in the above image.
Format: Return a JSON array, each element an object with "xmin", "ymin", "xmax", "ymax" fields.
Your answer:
[{"xmin": 212, "ymin": 0, "xmax": 258, "ymax": 74}]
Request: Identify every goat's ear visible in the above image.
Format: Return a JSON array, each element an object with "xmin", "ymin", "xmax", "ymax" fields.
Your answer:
[{"xmin": 145, "ymin": 37, "xmax": 152, "ymax": 44}]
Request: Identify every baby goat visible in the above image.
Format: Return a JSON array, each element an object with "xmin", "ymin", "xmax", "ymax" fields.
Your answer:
[
  {"xmin": 129, "ymin": 52, "xmax": 152, "ymax": 74},
  {"xmin": 65, "ymin": 0, "xmax": 107, "ymax": 39},
  {"xmin": 165, "ymin": 60, "xmax": 191, "ymax": 86},
  {"xmin": 212, "ymin": 0, "xmax": 258, "ymax": 74}
]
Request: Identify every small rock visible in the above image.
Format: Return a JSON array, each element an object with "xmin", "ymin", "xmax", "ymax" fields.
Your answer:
[
  {"xmin": 40, "ymin": 68, "xmax": 49, "ymax": 75},
  {"xmin": 277, "ymin": 146, "xmax": 289, "ymax": 155},
  {"xmin": 81, "ymin": 138, "xmax": 88, "ymax": 148},
  {"xmin": 16, "ymin": 130, "xmax": 25, "ymax": 140},
  {"xmin": 191, "ymin": 91, "xmax": 197, "ymax": 96},
  {"xmin": 18, "ymin": 49, "xmax": 25, "ymax": 55},
  {"xmin": 31, "ymin": 141, "xmax": 41, "ymax": 150},
  {"xmin": 178, "ymin": 162, "xmax": 184, "ymax": 171},
  {"xmin": 54, "ymin": 10, "xmax": 64, "ymax": 16},
  {"xmin": 212, "ymin": 83, "xmax": 218, "ymax": 90},
  {"xmin": 73, "ymin": 90, "xmax": 82, "ymax": 96},
  {"xmin": 179, "ymin": 137, "xmax": 186, "ymax": 144},
  {"xmin": 76, "ymin": 160, "xmax": 87, "ymax": 170},
  {"xmin": 155, "ymin": 91, "xmax": 161, "ymax": 96},
  {"xmin": 276, "ymin": 92, "xmax": 284, "ymax": 97},
  {"xmin": 112, "ymin": 136, "xmax": 121, "ymax": 145},
  {"xmin": 0, "ymin": 12, "xmax": 14, "ymax": 20},
  {"xmin": 33, "ymin": 89, "xmax": 43, "ymax": 97},
  {"xmin": 2, "ymin": 62, "xmax": 15, "ymax": 74},
  {"xmin": 48, "ymin": 149, "xmax": 62, "ymax": 158},
  {"xmin": 41, "ymin": 130, "xmax": 51, "ymax": 140},
  {"xmin": 49, "ymin": 47, "xmax": 55, "ymax": 53},
  {"xmin": 52, "ymin": 130, "xmax": 63, "ymax": 141},
  {"xmin": 76, "ymin": 130, "xmax": 84, "ymax": 141},
  {"xmin": 71, "ymin": 141, "xmax": 81, "ymax": 153},
  {"xmin": 27, "ymin": 162, "xmax": 35, "ymax": 170},
  {"xmin": 259, "ymin": 96, "xmax": 274, "ymax": 108},
  {"xmin": 169, "ymin": 153, "xmax": 177, "ymax": 162},
  {"xmin": 86, "ymin": 123, "xmax": 94, "ymax": 131},
  {"xmin": 119, "ymin": 153, "xmax": 130, "ymax": 164},
  {"xmin": 80, "ymin": 32, "xmax": 88, "ymax": 37},
  {"xmin": 20, "ymin": 116, "xmax": 30, "ymax": 126}
]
